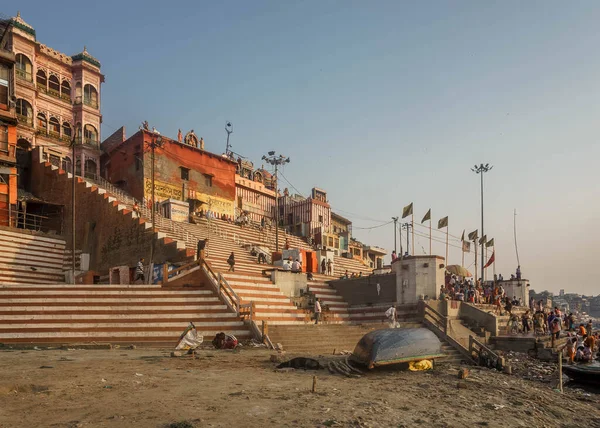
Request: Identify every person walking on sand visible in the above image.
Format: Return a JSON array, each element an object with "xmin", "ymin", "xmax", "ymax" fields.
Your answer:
[
  {"xmin": 227, "ymin": 252, "xmax": 235, "ymax": 272},
  {"xmin": 314, "ymin": 297, "xmax": 322, "ymax": 325},
  {"xmin": 135, "ymin": 258, "xmax": 145, "ymax": 284}
]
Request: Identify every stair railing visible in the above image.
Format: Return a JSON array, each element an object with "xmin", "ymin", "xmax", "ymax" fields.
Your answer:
[
  {"xmin": 420, "ymin": 301, "xmax": 475, "ymax": 364},
  {"xmin": 469, "ymin": 335, "xmax": 504, "ymax": 369}
]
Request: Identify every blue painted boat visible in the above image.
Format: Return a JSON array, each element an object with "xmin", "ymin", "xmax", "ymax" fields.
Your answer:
[{"xmin": 350, "ymin": 328, "xmax": 445, "ymax": 369}]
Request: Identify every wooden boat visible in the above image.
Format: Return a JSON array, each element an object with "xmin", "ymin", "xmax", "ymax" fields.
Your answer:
[
  {"xmin": 350, "ymin": 328, "xmax": 445, "ymax": 369},
  {"xmin": 562, "ymin": 363, "xmax": 600, "ymax": 384}
]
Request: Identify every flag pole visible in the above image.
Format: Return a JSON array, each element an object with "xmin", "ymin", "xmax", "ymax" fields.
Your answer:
[
  {"xmin": 429, "ymin": 217, "xmax": 432, "ymax": 255},
  {"xmin": 485, "ymin": 245, "xmax": 488, "ymax": 282},
  {"xmin": 474, "ymin": 237, "xmax": 478, "ymax": 286},
  {"xmin": 445, "ymin": 226, "xmax": 449, "ymax": 267},
  {"xmin": 411, "ymin": 214, "xmax": 415, "ymax": 256},
  {"xmin": 493, "ymin": 244, "xmax": 496, "ymax": 279},
  {"xmin": 461, "ymin": 242, "xmax": 465, "ymax": 267}
]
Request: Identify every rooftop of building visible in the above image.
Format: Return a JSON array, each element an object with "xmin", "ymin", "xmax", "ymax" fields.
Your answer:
[
  {"xmin": 102, "ymin": 127, "xmax": 237, "ymax": 166},
  {"xmin": 331, "ymin": 211, "xmax": 352, "ymax": 225},
  {"xmin": 10, "ymin": 12, "xmax": 101, "ymax": 68}
]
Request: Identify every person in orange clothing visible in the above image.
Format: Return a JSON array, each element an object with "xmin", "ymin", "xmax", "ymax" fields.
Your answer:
[
  {"xmin": 584, "ymin": 334, "xmax": 596, "ymax": 354},
  {"xmin": 579, "ymin": 324, "xmax": 587, "ymax": 336},
  {"xmin": 566, "ymin": 337, "xmax": 577, "ymax": 363}
]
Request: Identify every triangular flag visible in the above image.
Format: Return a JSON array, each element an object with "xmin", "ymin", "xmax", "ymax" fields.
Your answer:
[
  {"xmin": 402, "ymin": 203, "xmax": 413, "ymax": 219},
  {"xmin": 486, "ymin": 238, "xmax": 494, "ymax": 247},
  {"xmin": 479, "ymin": 235, "xmax": 487, "ymax": 245},
  {"xmin": 421, "ymin": 209, "xmax": 431, "ymax": 224},
  {"xmin": 461, "ymin": 230, "xmax": 465, "ymax": 241},
  {"xmin": 462, "ymin": 241, "xmax": 470, "ymax": 252},
  {"xmin": 484, "ymin": 251, "xmax": 495, "ymax": 268},
  {"xmin": 468, "ymin": 230, "xmax": 478, "ymax": 241},
  {"xmin": 437, "ymin": 216, "xmax": 448, "ymax": 229}
]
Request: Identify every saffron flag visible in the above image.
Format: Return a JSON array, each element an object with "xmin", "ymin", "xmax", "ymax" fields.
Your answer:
[
  {"xmin": 421, "ymin": 209, "xmax": 431, "ymax": 224},
  {"xmin": 402, "ymin": 203, "xmax": 413, "ymax": 219},
  {"xmin": 486, "ymin": 238, "xmax": 494, "ymax": 247},
  {"xmin": 479, "ymin": 235, "xmax": 487, "ymax": 245},
  {"xmin": 462, "ymin": 240, "xmax": 470, "ymax": 252},
  {"xmin": 437, "ymin": 216, "xmax": 448, "ymax": 229},
  {"xmin": 468, "ymin": 230, "xmax": 478, "ymax": 241},
  {"xmin": 461, "ymin": 230, "xmax": 465, "ymax": 241},
  {"xmin": 484, "ymin": 251, "xmax": 495, "ymax": 268}
]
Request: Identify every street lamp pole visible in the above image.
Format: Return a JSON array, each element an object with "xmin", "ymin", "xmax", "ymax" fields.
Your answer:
[
  {"xmin": 225, "ymin": 122, "xmax": 233, "ymax": 156},
  {"xmin": 262, "ymin": 151, "xmax": 290, "ymax": 252},
  {"xmin": 471, "ymin": 163, "xmax": 493, "ymax": 284},
  {"xmin": 147, "ymin": 131, "xmax": 163, "ymax": 282},
  {"xmin": 392, "ymin": 217, "xmax": 398, "ymax": 254},
  {"xmin": 71, "ymin": 132, "xmax": 77, "ymax": 282}
]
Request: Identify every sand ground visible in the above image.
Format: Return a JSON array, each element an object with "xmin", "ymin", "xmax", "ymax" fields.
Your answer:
[{"xmin": 0, "ymin": 346, "xmax": 599, "ymax": 428}]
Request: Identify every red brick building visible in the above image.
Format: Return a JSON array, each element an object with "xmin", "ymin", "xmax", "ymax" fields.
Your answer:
[{"xmin": 101, "ymin": 128, "xmax": 237, "ymax": 217}]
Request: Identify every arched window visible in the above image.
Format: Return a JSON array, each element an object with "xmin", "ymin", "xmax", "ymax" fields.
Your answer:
[
  {"xmin": 16, "ymin": 54, "xmax": 33, "ymax": 82},
  {"xmin": 36, "ymin": 70, "xmax": 47, "ymax": 88},
  {"xmin": 62, "ymin": 156, "xmax": 72, "ymax": 172},
  {"xmin": 84, "ymin": 159, "xmax": 97, "ymax": 179},
  {"xmin": 83, "ymin": 84, "xmax": 98, "ymax": 108},
  {"xmin": 16, "ymin": 99, "xmax": 33, "ymax": 126},
  {"xmin": 61, "ymin": 80, "xmax": 71, "ymax": 100},
  {"xmin": 49, "ymin": 117, "xmax": 60, "ymax": 136},
  {"xmin": 48, "ymin": 75, "xmax": 60, "ymax": 96},
  {"xmin": 37, "ymin": 112, "xmax": 47, "ymax": 131},
  {"xmin": 62, "ymin": 122, "xmax": 72, "ymax": 138},
  {"xmin": 84, "ymin": 124, "xmax": 98, "ymax": 145}
]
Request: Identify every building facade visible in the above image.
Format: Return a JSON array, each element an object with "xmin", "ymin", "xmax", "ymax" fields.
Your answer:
[
  {"xmin": 0, "ymin": 17, "xmax": 17, "ymax": 225},
  {"xmin": 101, "ymin": 129, "xmax": 238, "ymax": 218},
  {"xmin": 9, "ymin": 12, "xmax": 103, "ymax": 189},
  {"xmin": 278, "ymin": 187, "xmax": 331, "ymax": 239}
]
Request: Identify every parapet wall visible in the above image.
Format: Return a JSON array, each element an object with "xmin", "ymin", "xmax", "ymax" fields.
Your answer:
[{"xmin": 329, "ymin": 274, "xmax": 396, "ymax": 305}]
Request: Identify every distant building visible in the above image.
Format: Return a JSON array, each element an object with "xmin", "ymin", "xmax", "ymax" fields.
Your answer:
[
  {"xmin": 278, "ymin": 187, "xmax": 331, "ymax": 239},
  {"xmin": 101, "ymin": 129, "xmax": 237, "ymax": 218},
  {"xmin": 234, "ymin": 159, "xmax": 276, "ymax": 224},
  {"xmin": 9, "ymin": 12, "xmax": 104, "ymax": 188}
]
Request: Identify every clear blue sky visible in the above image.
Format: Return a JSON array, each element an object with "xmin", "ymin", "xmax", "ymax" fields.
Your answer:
[{"xmin": 14, "ymin": 1, "xmax": 600, "ymax": 295}]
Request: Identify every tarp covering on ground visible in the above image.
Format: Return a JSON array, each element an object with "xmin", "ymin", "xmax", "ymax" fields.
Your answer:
[{"xmin": 175, "ymin": 322, "xmax": 203, "ymax": 350}]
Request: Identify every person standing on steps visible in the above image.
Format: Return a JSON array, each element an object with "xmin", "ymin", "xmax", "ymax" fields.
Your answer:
[
  {"xmin": 326, "ymin": 259, "xmax": 333, "ymax": 276},
  {"xmin": 227, "ymin": 252, "xmax": 235, "ymax": 272},
  {"xmin": 135, "ymin": 258, "xmax": 145, "ymax": 284},
  {"xmin": 197, "ymin": 238, "xmax": 208, "ymax": 262},
  {"xmin": 321, "ymin": 258, "xmax": 326, "ymax": 274},
  {"xmin": 314, "ymin": 297, "xmax": 322, "ymax": 325}
]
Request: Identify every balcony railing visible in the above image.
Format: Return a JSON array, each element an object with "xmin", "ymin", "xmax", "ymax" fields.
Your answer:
[
  {"xmin": 83, "ymin": 98, "xmax": 98, "ymax": 109},
  {"xmin": 48, "ymin": 130, "xmax": 61, "ymax": 140},
  {"xmin": 16, "ymin": 69, "xmax": 33, "ymax": 82},
  {"xmin": 61, "ymin": 134, "xmax": 72, "ymax": 143},
  {"xmin": 60, "ymin": 93, "xmax": 72, "ymax": 103},
  {"xmin": 17, "ymin": 114, "xmax": 33, "ymax": 127},
  {"xmin": 84, "ymin": 137, "xmax": 98, "ymax": 147},
  {"xmin": 37, "ymin": 84, "xmax": 47, "ymax": 94}
]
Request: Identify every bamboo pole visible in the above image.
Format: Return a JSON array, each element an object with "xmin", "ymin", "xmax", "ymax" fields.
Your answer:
[{"xmin": 429, "ymin": 218, "xmax": 432, "ymax": 255}]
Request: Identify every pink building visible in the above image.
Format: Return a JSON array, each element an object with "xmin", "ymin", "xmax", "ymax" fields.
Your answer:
[{"xmin": 9, "ymin": 12, "xmax": 104, "ymax": 188}]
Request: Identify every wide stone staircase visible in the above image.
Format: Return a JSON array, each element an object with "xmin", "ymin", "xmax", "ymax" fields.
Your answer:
[
  {"xmin": 0, "ymin": 227, "xmax": 67, "ymax": 285},
  {"xmin": 0, "ymin": 282, "xmax": 250, "ymax": 345}
]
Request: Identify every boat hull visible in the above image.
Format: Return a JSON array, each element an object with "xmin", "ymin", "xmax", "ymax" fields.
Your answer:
[
  {"xmin": 350, "ymin": 327, "xmax": 445, "ymax": 369},
  {"xmin": 563, "ymin": 364, "xmax": 600, "ymax": 385}
]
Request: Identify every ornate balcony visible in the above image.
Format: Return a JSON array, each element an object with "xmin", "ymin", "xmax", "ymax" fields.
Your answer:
[
  {"xmin": 83, "ymin": 98, "xmax": 98, "ymax": 109},
  {"xmin": 16, "ymin": 69, "xmax": 33, "ymax": 82},
  {"xmin": 17, "ymin": 114, "xmax": 33, "ymax": 127}
]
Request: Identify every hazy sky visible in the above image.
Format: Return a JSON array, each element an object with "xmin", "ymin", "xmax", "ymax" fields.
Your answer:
[{"xmin": 15, "ymin": 1, "xmax": 599, "ymax": 295}]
